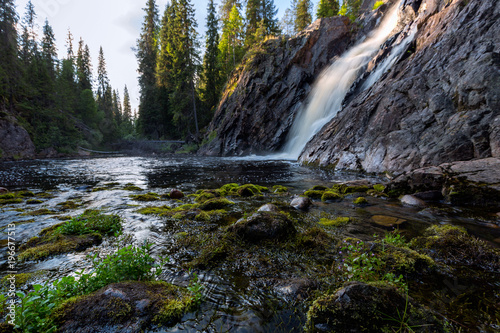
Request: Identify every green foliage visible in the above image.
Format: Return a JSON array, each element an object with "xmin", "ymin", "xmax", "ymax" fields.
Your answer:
[
  {"xmin": 186, "ymin": 270, "xmax": 204, "ymax": 305},
  {"xmin": 57, "ymin": 210, "xmax": 122, "ymax": 236},
  {"xmin": 319, "ymin": 217, "xmax": 350, "ymax": 227},
  {"xmin": 353, "ymin": 196, "xmax": 368, "ymax": 205},
  {"xmin": 373, "ymin": 184, "xmax": 386, "ymax": 192},
  {"xmin": 340, "ymin": 239, "xmax": 407, "ymax": 292},
  {"xmin": 373, "ymin": 1, "xmax": 385, "ymax": 10},
  {"xmin": 70, "ymin": 242, "xmax": 167, "ymax": 295},
  {"xmin": 293, "ymin": 0, "xmax": 313, "ymax": 31},
  {"xmin": 317, "ymin": 0, "xmax": 340, "ymax": 18},
  {"xmin": 15, "ymin": 284, "xmax": 61, "ymax": 332},
  {"xmin": 339, "ymin": 0, "xmax": 362, "ymax": 21}
]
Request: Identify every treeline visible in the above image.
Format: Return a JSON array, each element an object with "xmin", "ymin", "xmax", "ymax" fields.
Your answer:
[
  {"xmin": 136, "ymin": 0, "xmax": 363, "ymax": 141},
  {"xmin": 0, "ymin": 0, "xmax": 134, "ymax": 153}
]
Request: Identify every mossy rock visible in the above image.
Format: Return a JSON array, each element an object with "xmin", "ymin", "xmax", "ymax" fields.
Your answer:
[
  {"xmin": 342, "ymin": 185, "xmax": 371, "ymax": 194},
  {"xmin": 130, "ymin": 193, "xmax": 160, "ymax": 201},
  {"xmin": 26, "ymin": 199, "xmax": 43, "ymax": 204},
  {"xmin": 410, "ymin": 225, "xmax": 500, "ymax": 271},
  {"xmin": 319, "ymin": 217, "xmax": 351, "ymax": 227},
  {"xmin": 353, "ymin": 197, "xmax": 368, "ymax": 205},
  {"xmin": 136, "ymin": 205, "xmax": 172, "ymax": 216},
  {"xmin": 304, "ymin": 190, "xmax": 325, "ymax": 199},
  {"xmin": 22, "ymin": 208, "xmax": 56, "ymax": 216},
  {"xmin": 227, "ymin": 211, "xmax": 296, "ymax": 243},
  {"xmin": 272, "ymin": 185, "xmax": 288, "ymax": 193},
  {"xmin": 0, "ymin": 198, "xmax": 23, "ymax": 205},
  {"xmin": 194, "ymin": 191, "xmax": 216, "ymax": 203},
  {"xmin": 216, "ymin": 183, "xmax": 240, "ymax": 196},
  {"xmin": 199, "ymin": 198, "xmax": 234, "ymax": 211},
  {"xmin": 57, "ymin": 200, "xmax": 80, "ymax": 210},
  {"xmin": 18, "ymin": 233, "xmax": 102, "ymax": 261},
  {"xmin": 310, "ymin": 185, "xmax": 330, "ymax": 191},
  {"xmin": 367, "ymin": 189, "xmax": 389, "ymax": 198},
  {"xmin": 321, "ymin": 191, "xmax": 342, "ymax": 202},
  {"xmin": 52, "ymin": 281, "xmax": 196, "ymax": 332},
  {"xmin": 123, "ymin": 185, "xmax": 144, "ymax": 191},
  {"xmin": 306, "ymin": 282, "xmax": 446, "ymax": 332},
  {"xmin": 294, "ymin": 227, "xmax": 334, "ymax": 251}
]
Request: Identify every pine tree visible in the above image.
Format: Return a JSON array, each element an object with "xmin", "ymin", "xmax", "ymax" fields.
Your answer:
[
  {"xmin": 219, "ymin": 4, "xmax": 244, "ymax": 78},
  {"xmin": 164, "ymin": 0, "xmax": 200, "ymax": 137},
  {"xmin": 262, "ymin": 0, "xmax": 280, "ymax": 36},
  {"xmin": 97, "ymin": 46, "xmax": 109, "ymax": 101},
  {"xmin": 122, "ymin": 85, "xmax": 132, "ymax": 122},
  {"xmin": 0, "ymin": 0, "xmax": 20, "ymax": 107},
  {"xmin": 96, "ymin": 46, "xmax": 116, "ymax": 141},
  {"xmin": 19, "ymin": 1, "xmax": 37, "ymax": 66},
  {"xmin": 136, "ymin": 0, "xmax": 161, "ymax": 139},
  {"xmin": 317, "ymin": 0, "xmax": 339, "ymax": 18},
  {"xmin": 65, "ymin": 29, "xmax": 74, "ymax": 60},
  {"xmin": 220, "ymin": 0, "xmax": 240, "ymax": 21},
  {"xmin": 339, "ymin": 0, "xmax": 362, "ymax": 21},
  {"xmin": 200, "ymin": 0, "xmax": 222, "ymax": 119},
  {"xmin": 41, "ymin": 19, "xmax": 57, "ymax": 79},
  {"xmin": 76, "ymin": 38, "xmax": 92, "ymax": 91},
  {"xmin": 280, "ymin": 7, "xmax": 295, "ymax": 35},
  {"xmin": 244, "ymin": 0, "xmax": 261, "ymax": 47},
  {"xmin": 294, "ymin": 0, "xmax": 312, "ymax": 32}
]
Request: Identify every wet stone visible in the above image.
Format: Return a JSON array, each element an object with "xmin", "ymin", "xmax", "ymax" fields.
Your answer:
[
  {"xmin": 371, "ymin": 215, "xmax": 407, "ymax": 228},
  {"xmin": 257, "ymin": 203, "xmax": 280, "ymax": 212},
  {"xmin": 290, "ymin": 196, "xmax": 312, "ymax": 210},
  {"xmin": 169, "ymin": 189, "xmax": 184, "ymax": 199},
  {"xmin": 228, "ymin": 211, "xmax": 296, "ymax": 242},
  {"xmin": 400, "ymin": 194, "xmax": 427, "ymax": 207}
]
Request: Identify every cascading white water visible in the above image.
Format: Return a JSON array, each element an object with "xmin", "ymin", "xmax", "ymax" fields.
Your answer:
[{"xmin": 280, "ymin": 1, "xmax": 404, "ymax": 160}]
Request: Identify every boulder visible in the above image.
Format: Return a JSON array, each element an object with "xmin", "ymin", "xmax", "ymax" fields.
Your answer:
[
  {"xmin": 400, "ymin": 194, "xmax": 427, "ymax": 207},
  {"xmin": 305, "ymin": 282, "xmax": 446, "ymax": 332},
  {"xmin": 257, "ymin": 203, "xmax": 280, "ymax": 212},
  {"xmin": 290, "ymin": 196, "xmax": 312, "ymax": 210},
  {"xmin": 169, "ymin": 189, "xmax": 185, "ymax": 199},
  {"xmin": 0, "ymin": 117, "xmax": 35, "ymax": 160},
  {"xmin": 228, "ymin": 211, "xmax": 296, "ymax": 242}
]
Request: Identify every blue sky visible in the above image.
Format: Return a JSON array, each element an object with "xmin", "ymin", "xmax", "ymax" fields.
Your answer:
[{"xmin": 16, "ymin": 0, "xmax": 299, "ymax": 113}]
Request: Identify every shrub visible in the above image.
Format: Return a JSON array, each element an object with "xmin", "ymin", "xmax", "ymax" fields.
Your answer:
[{"xmin": 373, "ymin": 0, "xmax": 384, "ymax": 10}]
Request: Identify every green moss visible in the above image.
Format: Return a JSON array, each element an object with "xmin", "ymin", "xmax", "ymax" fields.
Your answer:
[
  {"xmin": 130, "ymin": 193, "xmax": 160, "ymax": 201},
  {"xmin": 18, "ymin": 233, "xmax": 102, "ymax": 261},
  {"xmin": 22, "ymin": 208, "xmax": 55, "ymax": 216},
  {"xmin": 373, "ymin": 184, "xmax": 386, "ymax": 192},
  {"xmin": 343, "ymin": 185, "xmax": 370, "ymax": 194},
  {"xmin": 57, "ymin": 200, "xmax": 80, "ymax": 210},
  {"xmin": 304, "ymin": 190, "xmax": 325, "ymax": 199},
  {"xmin": 91, "ymin": 187, "xmax": 108, "ymax": 192},
  {"xmin": 0, "ymin": 198, "xmax": 23, "ymax": 205},
  {"xmin": 26, "ymin": 199, "xmax": 43, "ymax": 204},
  {"xmin": 123, "ymin": 185, "xmax": 144, "ymax": 191},
  {"xmin": 137, "ymin": 205, "xmax": 172, "ymax": 216},
  {"xmin": 195, "ymin": 209, "xmax": 230, "ymax": 223},
  {"xmin": 272, "ymin": 185, "xmax": 288, "ymax": 193},
  {"xmin": 216, "ymin": 183, "xmax": 240, "ymax": 196},
  {"xmin": 172, "ymin": 204, "xmax": 197, "ymax": 212},
  {"xmin": 373, "ymin": 0, "xmax": 384, "ymax": 10},
  {"xmin": 321, "ymin": 191, "xmax": 342, "ymax": 202},
  {"xmin": 310, "ymin": 185, "xmax": 329, "ymax": 191},
  {"xmin": 194, "ymin": 191, "xmax": 216, "ymax": 203},
  {"xmin": 0, "ymin": 193, "xmax": 15, "ymax": 199},
  {"xmin": 17, "ymin": 191, "xmax": 35, "ymax": 197},
  {"xmin": 319, "ymin": 217, "xmax": 351, "ymax": 227},
  {"xmin": 353, "ymin": 197, "xmax": 368, "ymax": 205},
  {"xmin": 0, "ymin": 272, "xmax": 42, "ymax": 289},
  {"xmin": 199, "ymin": 198, "xmax": 234, "ymax": 211}
]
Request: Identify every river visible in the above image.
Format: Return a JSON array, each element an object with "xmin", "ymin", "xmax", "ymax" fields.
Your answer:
[{"xmin": 0, "ymin": 156, "xmax": 499, "ymax": 332}]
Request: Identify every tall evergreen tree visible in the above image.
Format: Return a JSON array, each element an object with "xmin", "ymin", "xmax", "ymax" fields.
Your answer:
[
  {"xmin": 96, "ymin": 47, "xmax": 116, "ymax": 141},
  {"xmin": 76, "ymin": 38, "xmax": 92, "ymax": 91},
  {"xmin": 19, "ymin": 1, "xmax": 37, "ymax": 66},
  {"xmin": 244, "ymin": 0, "xmax": 261, "ymax": 47},
  {"xmin": 97, "ymin": 46, "xmax": 109, "ymax": 101},
  {"xmin": 0, "ymin": 0, "xmax": 20, "ymax": 107},
  {"xmin": 136, "ymin": 0, "xmax": 161, "ymax": 139},
  {"xmin": 317, "ymin": 0, "xmax": 339, "ymax": 18},
  {"xmin": 262, "ymin": 0, "xmax": 280, "ymax": 36},
  {"xmin": 339, "ymin": 0, "xmax": 362, "ymax": 21},
  {"xmin": 294, "ymin": 0, "xmax": 312, "ymax": 32},
  {"xmin": 220, "ymin": 0, "xmax": 240, "ymax": 21},
  {"xmin": 122, "ymin": 85, "xmax": 132, "ymax": 122},
  {"xmin": 280, "ymin": 7, "xmax": 295, "ymax": 35},
  {"xmin": 200, "ymin": 0, "xmax": 222, "ymax": 118},
  {"xmin": 219, "ymin": 4, "xmax": 244, "ymax": 79},
  {"xmin": 41, "ymin": 19, "xmax": 57, "ymax": 79},
  {"xmin": 65, "ymin": 29, "xmax": 74, "ymax": 60}
]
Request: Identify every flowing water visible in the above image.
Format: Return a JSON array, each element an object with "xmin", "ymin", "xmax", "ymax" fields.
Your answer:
[
  {"xmin": 282, "ymin": 0, "xmax": 413, "ymax": 159},
  {"xmin": 1, "ymin": 156, "xmax": 499, "ymax": 332}
]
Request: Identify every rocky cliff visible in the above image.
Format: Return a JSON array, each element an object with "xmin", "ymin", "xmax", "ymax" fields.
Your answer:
[
  {"xmin": 200, "ymin": 0, "xmax": 499, "ymax": 177},
  {"xmin": 300, "ymin": 0, "xmax": 500, "ymax": 172},
  {"xmin": 199, "ymin": 14, "xmax": 357, "ymax": 156},
  {"xmin": 0, "ymin": 110, "xmax": 36, "ymax": 160}
]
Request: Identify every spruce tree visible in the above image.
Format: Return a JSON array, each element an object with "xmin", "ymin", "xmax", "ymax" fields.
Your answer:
[
  {"xmin": 317, "ymin": 0, "xmax": 339, "ymax": 18},
  {"xmin": 280, "ymin": 8, "xmax": 295, "ymax": 35},
  {"xmin": 244, "ymin": 0, "xmax": 261, "ymax": 47},
  {"xmin": 19, "ymin": 1, "xmax": 37, "ymax": 66},
  {"xmin": 339, "ymin": 0, "xmax": 362, "ymax": 21},
  {"xmin": 76, "ymin": 38, "xmax": 92, "ymax": 91},
  {"xmin": 200, "ymin": 0, "xmax": 222, "ymax": 119},
  {"xmin": 41, "ymin": 19, "xmax": 57, "ymax": 79},
  {"xmin": 294, "ymin": 0, "xmax": 312, "ymax": 32},
  {"xmin": 136, "ymin": 0, "xmax": 161, "ymax": 139},
  {"xmin": 0, "ymin": 0, "xmax": 20, "ymax": 107},
  {"xmin": 219, "ymin": 4, "xmax": 244, "ymax": 78},
  {"xmin": 262, "ymin": 0, "xmax": 280, "ymax": 36}
]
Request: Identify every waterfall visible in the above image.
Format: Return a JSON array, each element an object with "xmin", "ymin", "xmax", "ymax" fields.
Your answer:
[{"xmin": 280, "ymin": 1, "xmax": 406, "ymax": 160}]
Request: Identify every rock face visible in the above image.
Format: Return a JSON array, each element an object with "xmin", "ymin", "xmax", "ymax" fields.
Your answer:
[
  {"xmin": 389, "ymin": 157, "xmax": 500, "ymax": 206},
  {"xmin": 300, "ymin": 0, "xmax": 500, "ymax": 173},
  {"xmin": 198, "ymin": 16, "xmax": 354, "ymax": 156},
  {"xmin": 0, "ymin": 114, "xmax": 35, "ymax": 160}
]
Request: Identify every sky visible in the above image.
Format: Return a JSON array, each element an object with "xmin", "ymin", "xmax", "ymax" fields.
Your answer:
[{"xmin": 16, "ymin": 0, "xmax": 294, "ymax": 113}]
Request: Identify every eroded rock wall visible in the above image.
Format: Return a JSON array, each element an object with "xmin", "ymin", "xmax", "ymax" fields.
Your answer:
[
  {"xmin": 0, "ymin": 112, "xmax": 35, "ymax": 160},
  {"xmin": 300, "ymin": 0, "xmax": 500, "ymax": 173}
]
